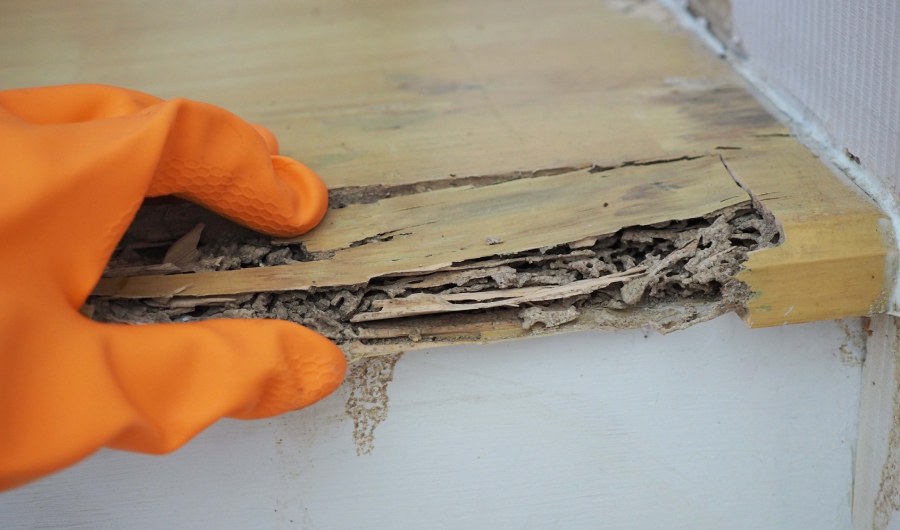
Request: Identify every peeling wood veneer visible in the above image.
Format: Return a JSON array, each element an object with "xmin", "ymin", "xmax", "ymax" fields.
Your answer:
[
  {"xmin": 95, "ymin": 156, "xmax": 748, "ymax": 299},
  {"xmin": 350, "ymin": 268, "xmax": 647, "ymax": 323}
]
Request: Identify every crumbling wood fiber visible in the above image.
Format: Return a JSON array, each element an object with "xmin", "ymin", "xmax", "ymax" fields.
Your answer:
[{"xmin": 90, "ymin": 202, "xmax": 778, "ymax": 358}]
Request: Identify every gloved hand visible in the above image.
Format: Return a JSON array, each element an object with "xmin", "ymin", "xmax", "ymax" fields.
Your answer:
[{"xmin": 0, "ymin": 84, "xmax": 347, "ymax": 490}]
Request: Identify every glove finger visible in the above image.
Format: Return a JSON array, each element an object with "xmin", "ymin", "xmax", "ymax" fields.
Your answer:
[
  {"xmin": 0, "ymin": 85, "xmax": 326, "ymax": 238},
  {"xmin": 102, "ymin": 318, "xmax": 346, "ymax": 447},
  {"xmin": 0, "ymin": 314, "xmax": 345, "ymax": 490},
  {"xmin": 146, "ymin": 98, "xmax": 328, "ymax": 237},
  {"xmin": 0, "ymin": 84, "xmax": 163, "ymax": 124}
]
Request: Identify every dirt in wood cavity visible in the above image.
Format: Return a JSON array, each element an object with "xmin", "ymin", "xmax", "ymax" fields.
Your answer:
[{"xmin": 91, "ymin": 204, "xmax": 780, "ymax": 353}]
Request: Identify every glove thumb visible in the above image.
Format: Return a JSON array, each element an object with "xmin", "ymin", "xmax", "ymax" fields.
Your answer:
[{"xmin": 1, "ymin": 311, "xmax": 346, "ymax": 490}]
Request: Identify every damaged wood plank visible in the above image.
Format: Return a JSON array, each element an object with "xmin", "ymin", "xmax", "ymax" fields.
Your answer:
[
  {"xmin": 92, "ymin": 202, "xmax": 772, "ymax": 358},
  {"xmin": 43, "ymin": 0, "xmax": 890, "ymax": 353}
]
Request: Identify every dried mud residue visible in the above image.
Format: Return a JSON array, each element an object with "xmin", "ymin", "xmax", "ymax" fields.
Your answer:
[
  {"xmin": 90, "ymin": 204, "xmax": 779, "ymax": 354},
  {"xmin": 344, "ymin": 354, "xmax": 403, "ymax": 455}
]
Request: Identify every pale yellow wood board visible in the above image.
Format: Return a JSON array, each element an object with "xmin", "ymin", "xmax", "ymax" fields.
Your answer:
[
  {"xmin": 0, "ymin": 0, "xmax": 777, "ymax": 189},
  {"xmin": 1, "ymin": 0, "xmax": 890, "ymax": 326},
  {"xmin": 96, "ymin": 156, "xmax": 750, "ymax": 298},
  {"xmin": 724, "ymin": 139, "xmax": 890, "ymax": 325}
]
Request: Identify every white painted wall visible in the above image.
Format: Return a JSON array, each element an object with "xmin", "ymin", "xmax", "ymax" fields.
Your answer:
[
  {"xmin": 0, "ymin": 314, "xmax": 863, "ymax": 530},
  {"xmin": 729, "ymin": 0, "xmax": 900, "ymax": 198}
]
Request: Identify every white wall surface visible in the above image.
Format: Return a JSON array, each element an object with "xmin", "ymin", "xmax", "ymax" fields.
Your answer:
[
  {"xmin": 0, "ymin": 314, "xmax": 863, "ymax": 530},
  {"xmin": 730, "ymin": 0, "xmax": 900, "ymax": 196}
]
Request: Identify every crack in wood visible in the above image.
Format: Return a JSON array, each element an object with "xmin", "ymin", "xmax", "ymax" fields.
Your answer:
[
  {"xmin": 332, "ymin": 154, "xmax": 710, "ymax": 207},
  {"xmin": 588, "ymin": 154, "xmax": 707, "ymax": 174},
  {"xmin": 329, "ymin": 165, "xmax": 591, "ymax": 208},
  {"xmin": 125, "ymin": 155, "xmax": 707, "ymax": 247}
]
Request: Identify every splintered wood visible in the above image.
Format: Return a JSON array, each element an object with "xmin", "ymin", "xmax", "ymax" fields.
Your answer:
[
  {"xmin": 81, "ymin": 0, "xmax": 890, "ymax": 356},
  {"xmin": 96, "ymin": 157, "xmax": 749, "ymax": 298},
  {"xmin": 93, "ymin": 187, "xmax": 778, "ymax": 357},
  {"xmin": 351, "ymin": 268, "xmax": 647, "ymax": 323}
]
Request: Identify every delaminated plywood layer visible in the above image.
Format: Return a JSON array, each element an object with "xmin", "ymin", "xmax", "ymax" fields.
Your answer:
[
  {"xmin": 96, "ymin": 156, "xmax": 750, "ymax": 298},
  {"xmin": 94, "ymin": 201, "xmax": 771, "ymax": 359},
  {"xmin": 9, "ymin": 0, "xmax": 883, "ymax": 339}
]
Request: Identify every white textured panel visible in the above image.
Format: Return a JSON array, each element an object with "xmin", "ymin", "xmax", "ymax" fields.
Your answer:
[
  {"xmin": 732, "ymin": 0, "xmax": 900, "ymax": 195},
  {"xmin": 0, "ymin": 315, "xmax": 861, "ymax": 530}
]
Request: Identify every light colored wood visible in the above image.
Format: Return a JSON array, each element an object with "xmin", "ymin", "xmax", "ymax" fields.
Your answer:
[
  {"xmin": 725, "ymin": 139, "xmax": 891, "ymax": 325},
  {"xmin": 0, "ymin": 0, "xmax": 754, "ymax": 189},
  {"xmin": 95, "ymin": 157, "xmax": 749, "ymax": 298},
  {"xmin": 2, "ymin": 0, "xmax": 890, "ymax": 328},
  {"xmin": 351, "ymin": 267, "xmax": 646, "ymax": 322}
]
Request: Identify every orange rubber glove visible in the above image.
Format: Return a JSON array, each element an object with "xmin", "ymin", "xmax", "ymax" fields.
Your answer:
[{"xmin": 0, "ymin": 84, "xmax": 347, "ymax": 491}]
